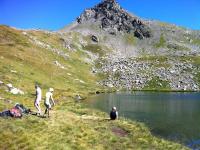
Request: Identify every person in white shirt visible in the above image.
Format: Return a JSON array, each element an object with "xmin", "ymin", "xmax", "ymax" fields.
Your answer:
[
  {"xmin": 34, "ymin": 85, "xmax": 42, "ymax": 115},
  {"xmin": 44, "ymin": 88, "xmax": 55, "ymax": 117}
]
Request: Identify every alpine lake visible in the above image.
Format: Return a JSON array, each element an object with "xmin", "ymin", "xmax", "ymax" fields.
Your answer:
[{"xmin": 85, "ymin": 91, "xmax": 200, "ymax": 149}]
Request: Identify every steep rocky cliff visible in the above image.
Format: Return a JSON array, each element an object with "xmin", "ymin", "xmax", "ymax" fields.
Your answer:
[{"xmin": 76, "ymin": 0, "xmax": 151, "ymax": 39}]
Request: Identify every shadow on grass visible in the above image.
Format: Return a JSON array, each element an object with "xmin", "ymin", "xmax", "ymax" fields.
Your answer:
[{"xmin": 30, "ymin": 112, "xmax": 47, "ymax": 118}]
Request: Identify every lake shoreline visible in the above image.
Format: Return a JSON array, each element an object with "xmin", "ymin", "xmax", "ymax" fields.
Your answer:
[{"xmin": 85, "ymin": 91, "xmax": 200, "ymax": 149}]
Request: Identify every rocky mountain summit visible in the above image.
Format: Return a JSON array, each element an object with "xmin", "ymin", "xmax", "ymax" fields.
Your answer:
[{"xmin": 76, "ymin": 0, "xmax": 151, "ymax": 39}]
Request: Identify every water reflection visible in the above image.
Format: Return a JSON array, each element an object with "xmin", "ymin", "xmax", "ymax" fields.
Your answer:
[{"xmin": 86, "ymin": 92, "xmax": 200, "ymax": 145}]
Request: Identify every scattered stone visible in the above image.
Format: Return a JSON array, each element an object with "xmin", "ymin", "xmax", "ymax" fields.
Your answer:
[
  {"xmin": 107, "ymin": 84, "xmax": 114, "ymax": 88},
  {"xmin": 6, "ymin": 83, "xmax": 13, "ymax": 90},
  {"xmin": 53, "ymin": 61, "xmax": 65, "ymax": 69},
  {"xmin": 74, "ymin": 79, "xmax": 85, "ymax": 84},
  {"xmin": 6, "ymin": 83, "xmax": 24, "ymax": 95},
  {"xmin": 79, "ymin": 80, "xmax": 85, "ymax": 84},
  {"xmin": 92, "ymin": 68, "xmax": 97, "ymax": 73},
  {"xmin": 22, "ymin": 31, "xmax": 27, "ymax": 35},
  {"xmin": 10, "ymin": 70, "xmax": 17, "ymax": 73},
  {"xmin": 91, "ymin": 35, "xmax": 99, "ymax": 42},
  {"xmin": 96, "ymin": 91, "xmax": 100, "ymax": 94},
  {"xmin": 10, "ymin": 88, "xmax": 24, "ymax": 95},
  {"xmin": 97, "ymin": 56, "xmax": 200, "ymax": 91},
  {"xmin": 184, "ymin": 86, "xmax": 187, "ymax": 91},
  {"xmin": 74, "ymin": 94, "xmax": 83, "ymax": 102}
]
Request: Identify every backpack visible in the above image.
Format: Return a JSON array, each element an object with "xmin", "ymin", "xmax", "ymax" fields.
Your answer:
[
  {"xmin": 10, "ymin": 107, "xmax": 22, "ymax": 118},
  {"xmin": 15, "ymin": 104, "xmax": 30, "ymax": 114}
]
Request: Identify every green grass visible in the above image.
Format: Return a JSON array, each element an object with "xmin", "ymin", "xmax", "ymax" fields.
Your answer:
[
  {"xmin": 154, "ymin": 34, "xmax": 166, "ymax": 48},
  {"xmin": 0, "ymin": 25, "xmax": 188, "ymax": 149},
  {"xmin": 136, "ymin": 55, "xmax": 168, "ymax": 62},
  {"xmin": 194, "ymin": 72, "xmax": 200, "ymax": 86},
  {"xmin": 167, "ymin": 43, "xmax": 190, "ymax": 51},
  {"xmin": 83, "ymin": 44, "xmax": 105, "ymax": 56},
  {"xmin": 179, "ymin": 55, "xmax": 200, "ymax": 66},
  {"xmin": 124, "ymin": 33, "xmax": 136, "ymax": 46},
  {"xmin": 192, "ymin": 38, "xmax": 200, "ymax": 46},
  {"xmin": 0, "ymin": 98, "xmax": 187, "ymax": 150},
  {"xmin": 0, "ymin": 25, "xmax": 102, "ymax": 97},
  {"xmin": 144, "ymin": 76, "xmax": 171, "ymax": 91}
]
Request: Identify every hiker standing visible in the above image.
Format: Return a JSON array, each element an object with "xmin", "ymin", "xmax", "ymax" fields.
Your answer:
[
  {"xmin": 110, "ymin": 107, "xmax": 118, "ymax": 120},
  {"xmin": 44, "ymin": 88, "xmax": 55, "ymax": 117},
  {"xmin": 34, "ymin": 85, "xmax": 42, "ymax": 115}
]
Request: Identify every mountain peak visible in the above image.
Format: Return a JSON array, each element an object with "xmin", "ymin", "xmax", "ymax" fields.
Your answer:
[{"xmin": 76, "ymin": 0, "xmax": 152, "ymax": 39}]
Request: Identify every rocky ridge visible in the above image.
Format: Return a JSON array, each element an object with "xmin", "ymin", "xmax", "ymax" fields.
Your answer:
[{"xmin": 76, "ymin": 0, "xmax": 151, "ymax": 39}]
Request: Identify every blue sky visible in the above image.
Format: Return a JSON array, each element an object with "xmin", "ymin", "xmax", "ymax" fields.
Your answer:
[{"xmin": 0, "ymin": 0, "xmax": 199, "ymax": 30}]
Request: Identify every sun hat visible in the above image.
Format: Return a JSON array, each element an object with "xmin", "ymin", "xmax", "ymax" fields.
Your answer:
[
  {"xmin": 49, "ymin": 88, "xmax": 54, "ymax": 92},
  {"xmin": 112, "ymin": 107, "xmax": 117, "ymax": 110}
]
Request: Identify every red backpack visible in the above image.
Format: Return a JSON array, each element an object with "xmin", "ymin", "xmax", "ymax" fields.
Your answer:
[{"xmin": 10, "ymin": 107, "xmax": 22, "ymax": 118}]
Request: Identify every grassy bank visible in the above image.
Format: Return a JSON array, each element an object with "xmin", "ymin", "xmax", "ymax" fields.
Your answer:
[{"xmin": 0, "ymin": 97, "xmax": 188, "ymax": 150}]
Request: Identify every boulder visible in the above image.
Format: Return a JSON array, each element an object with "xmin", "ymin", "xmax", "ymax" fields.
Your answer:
[
  {"xmin": 74, "ymin": 94, "xmax": 83, "ymax": 102},
  {"xmin": 53, "ymin": 61, "xmax": 65, "ymax": 69},
  {"xmin": 10, "ymin": 88, "xmax": 24, "ymax": 95},
  {"xmin": 10, "ymin": 70, "xmax": 17, "ymax": 73},
  {"xmin": 6, "ymin": 83, "xmax": 24, "ymax": 95},
  {"xmin": 6, "ymin": 83, "xmax": 13, "ymax": 90},
  {"xmin": 91, "ymin": 35, "xmax": 99, "ymax": 43}
]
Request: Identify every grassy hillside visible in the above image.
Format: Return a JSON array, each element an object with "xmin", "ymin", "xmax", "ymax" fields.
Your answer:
[
  {"xmin": 0, "ymin": 25, "xmax": 188, "ymax": 149},
  {"xmin": 0, "ymin": 25, "xmax": 102, "ymax": 96}
]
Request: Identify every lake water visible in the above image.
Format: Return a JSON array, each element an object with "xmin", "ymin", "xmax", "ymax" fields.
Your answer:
[{"xmin": 86, "ymin": 91, "xmax": 200, "ymax": 148}]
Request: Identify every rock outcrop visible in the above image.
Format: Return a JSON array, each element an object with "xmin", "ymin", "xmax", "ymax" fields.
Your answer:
[
  {"xmin": 77, "ymin": 0, "xmax": 152, "ymax": 39},
  {"xmin": 6, "ymin": 83, "xmax": 24, "ymax": 95}
]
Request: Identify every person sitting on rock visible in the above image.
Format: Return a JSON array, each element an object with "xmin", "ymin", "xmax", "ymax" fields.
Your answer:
[
  {"xmin": 44, "ymin": 88, "xmax": 55, "ymax": 118},
  {"xmin": 110, "ymin": 106, "xmax": 118, "ymax": 120}
]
